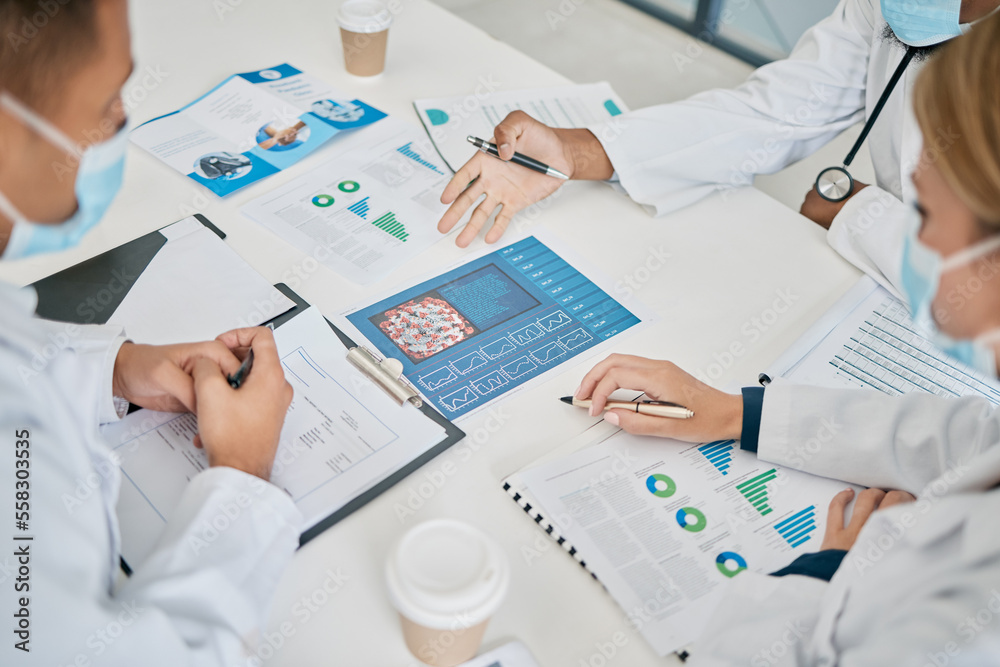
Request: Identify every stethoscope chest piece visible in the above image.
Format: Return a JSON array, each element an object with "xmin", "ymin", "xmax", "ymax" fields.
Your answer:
[
  {"xmin": 815, "ymin": 166, "xmax": 855, "ymax": 203},
  {"xmin": 813, "ymin": 47, "xmax": 915, "ymax": 206}
]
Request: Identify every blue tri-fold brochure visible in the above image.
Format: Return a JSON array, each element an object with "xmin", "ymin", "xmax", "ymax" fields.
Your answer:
[{"xmin": 130, "ymin": 63, "xmax": 386, "ymax": 196}]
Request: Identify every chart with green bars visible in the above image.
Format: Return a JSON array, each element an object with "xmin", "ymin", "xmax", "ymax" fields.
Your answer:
[
  {"xmin": 370, "ymin": 211, "xmax": 408, "ymax": 242},
  {"xmin": 736, "ymin": 468, "xmax": 777, "ymax": 516}
]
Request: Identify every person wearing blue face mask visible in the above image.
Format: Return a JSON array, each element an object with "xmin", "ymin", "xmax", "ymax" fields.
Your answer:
[
  {"xmin": 0, "ymin": 1, "xmax": 303, "ymax": 665},
  {"xmin": 570, "ymin": 16, "xmax": 1000, "ymax": 664},
  {"xmin": 435, "ymin": 0, "xmax": 999, "ymax": 298},
  {"xmin": 0, "ymin": 91, "xmax": 130, "ymax": 259}
]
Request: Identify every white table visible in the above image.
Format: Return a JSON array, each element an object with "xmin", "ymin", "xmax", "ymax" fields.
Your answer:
[{"xmin": 0, "ymin": 1, "xmax": 863, "ymax": 664}]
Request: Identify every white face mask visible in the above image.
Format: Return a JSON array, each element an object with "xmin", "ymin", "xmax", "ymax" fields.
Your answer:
[
  {"xmin": 900, "ymin": 208, "xmax": 1000, "ymax": 376},
  {"xmin": 0, "ymin": 91, "xmax": 129, "ymax": 260}
]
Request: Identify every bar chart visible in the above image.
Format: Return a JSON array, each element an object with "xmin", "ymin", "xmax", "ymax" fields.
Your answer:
[
  {"xmin": 698, "ymin": 440, "xmax": 735, "ymax": 475},
  {"xmin": 370, "ymin": 211, "xmax": 409, "ymax": 242},
  {"xmin": 774, "ymin": 505, "xmax": 817, "ymax": 548},
  {"xmin": 348, "ymin": 196, "xmax": 370, "ymax": 219},
  {"xmin": 736, "ymin": 468, "xmax": 776, "ymax": 516},
  {"xmin": 396, "ymin": 142, "xmax": 446, "ymax": 175}
]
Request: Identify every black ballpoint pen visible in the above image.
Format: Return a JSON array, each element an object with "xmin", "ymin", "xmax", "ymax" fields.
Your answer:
[
  {"xmin": 227, "ymin": 349, "xmax": 255, "ymax": 389},
  {"xmin": 467, "ymin": 135, "xmax": 570, "ymax": 180}
]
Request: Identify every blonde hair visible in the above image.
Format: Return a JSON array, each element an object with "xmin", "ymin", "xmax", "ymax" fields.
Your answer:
[{"xmin": 913, "ymin": 12, "xmax": 1000, "ymax": 226}]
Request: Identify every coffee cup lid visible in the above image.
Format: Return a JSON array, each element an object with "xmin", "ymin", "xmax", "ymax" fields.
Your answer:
[
  {"xmin": 386, "ymin": 519, "xmax": 510, "ymax": 630},
  {"xmin": 337, "ymin": 0, "xmax": 393, "ymax": 33}
]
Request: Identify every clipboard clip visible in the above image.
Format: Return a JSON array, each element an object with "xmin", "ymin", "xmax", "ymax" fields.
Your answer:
[{"xmin": 346, "ymin": 346, "xmax": 423, "ymax": 408}]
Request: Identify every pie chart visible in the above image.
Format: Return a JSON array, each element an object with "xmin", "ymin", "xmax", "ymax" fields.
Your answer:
[
  {"xmin": 676, "ymin": 506, "xmax": 707, "ymax": 532},
  {"xmin": 716, "ymin": 551, "xmax": 747, "ymax": 578},
  {"xmin": 646, "ymin": 473, "xmax": 677, "ymax": 498}
]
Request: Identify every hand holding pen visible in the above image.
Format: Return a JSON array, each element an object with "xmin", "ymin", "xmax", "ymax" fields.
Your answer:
[
  {"xmin": 467, "ymin": 136, "xmax": 570, "ymax": 180},
  {"xmin": 574, "ymin": 354, "xmax": 745, "ymax": 444},
  {"xmin": 438, "ymin": 111, "xmax": 582, "ymax": 248},
  {"xmin": 190, "ymin": 326, "xmax": 294, "ymax": 481}
]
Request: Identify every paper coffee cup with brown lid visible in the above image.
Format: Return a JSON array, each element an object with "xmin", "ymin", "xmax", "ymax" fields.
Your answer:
[
  {"xmin": 386, "ymin": 519, "xmax": 511, "ymax": 667},
  {"xmin": 337, "ymin": 0, "xmax": 393, "ymax": 76}
]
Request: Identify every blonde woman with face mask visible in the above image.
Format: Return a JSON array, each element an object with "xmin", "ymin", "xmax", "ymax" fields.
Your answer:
[{"xmin": 575, "ymin": 14, "xmax": 1000, "ymax": 666}]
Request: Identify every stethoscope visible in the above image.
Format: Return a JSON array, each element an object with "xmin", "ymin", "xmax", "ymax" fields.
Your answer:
[{"xmin": 815, "ymin": 47, "xmax": 915, "ymax": 202}]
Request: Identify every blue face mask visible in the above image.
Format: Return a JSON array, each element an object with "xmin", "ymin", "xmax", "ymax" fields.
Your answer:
[
  {"xmin": 0, "ymin": 92, "xmax": 128, "ymax": 260},
  {"xmin": 900, "ymin": 209, "xmax": 1000, "ymax": 377},
  {"xmin": 881, "ymin": 0, "xmax": 964, "ymax": 47}
]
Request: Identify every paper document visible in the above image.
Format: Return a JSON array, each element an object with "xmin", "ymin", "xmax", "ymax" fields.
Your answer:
[
  {"xmin": 519, "ymin": 431, "xmax": 859, "ymax": 656},
  {"xmin": 242, "ymin": 119, "xmax": 450, "ymax": 284},
  {"xmin": 107, "ymin": 217, "xmax": 295, "ymax": 344},
  {"xmin": 130, "ymin": 63, "xmax": 386, "ymax": 196},
  {"xmin": 105, "ymin": 307, "xmax": 446, "ymax": 566},
  {"xmin": 345, "ymin": 234, "xmax": 645, "ymax": 420},
  {"xmin": 769, "ymin": 276, "xmax": 1000, "ymax": 403},
  {"xmin": 414, "ymin": 82, "xmax": 628, "ymax": 172}
]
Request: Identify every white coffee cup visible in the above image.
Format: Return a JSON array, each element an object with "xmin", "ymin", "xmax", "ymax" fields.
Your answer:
[
  {"xmin": 337, "ymin": 0, "xmax": 393, "ymax": 76},
  {"xmin": 386, "ymin": 519, "xmax": 510, "ymax": 667}
]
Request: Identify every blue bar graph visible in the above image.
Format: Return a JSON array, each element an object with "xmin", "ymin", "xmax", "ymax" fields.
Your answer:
[
  {"xmin": 397, "ymin": 142, "xmax": 445, "ymax": 175},
  {"xmin": 774, "ymin": 505, "xmax": 816, "ymax": 548},
  {"xmin": 698, "ymin": 440, "xmax": 735, "ymax": 475},
  {"xmin": 348, "ymin": 196, "xmax": 370, "ymax": 219}
]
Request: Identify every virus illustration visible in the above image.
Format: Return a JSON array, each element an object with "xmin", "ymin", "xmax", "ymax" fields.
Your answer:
[{"xmin": 378, "ymin": 297, "xmax": 475, "ymax": 361}]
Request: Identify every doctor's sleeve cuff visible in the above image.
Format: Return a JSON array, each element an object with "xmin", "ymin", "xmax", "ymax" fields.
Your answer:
[
  {"xmin": 99, "ymin": 334, "xmax": 130, "ymax": 424},
  {"xmin": 585, "ymin": 120, "xmax": 656, "ymax": 216},
  {"xmin": 771, "ymin": 550, "xmax": 847, "ymax": 581},
  {"xmin": 827, "ymin": 185, "xmax": 907, "ymax": 299},
  {"xmin": 739, "ymin": 386, "xmax": 765, "ymax": 453}
]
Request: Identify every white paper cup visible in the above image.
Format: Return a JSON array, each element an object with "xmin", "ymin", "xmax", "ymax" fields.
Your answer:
[
  {"xmin": 337, "ymin": 0, "xmax": 393, "ymax": 76},
  {"xmin": 386, "ymin": 519, "xmax": 510, "ymax": 667}
]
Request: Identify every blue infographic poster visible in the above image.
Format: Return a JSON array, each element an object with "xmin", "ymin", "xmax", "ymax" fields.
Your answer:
[{"xmin": 347, "ymin": 236, "xmax": 641, "ymax": 418}]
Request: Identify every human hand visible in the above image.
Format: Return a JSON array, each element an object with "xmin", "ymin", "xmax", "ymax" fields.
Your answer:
[
  {"xmin": 800, "ymin": 180, "xmax": 868, "ymax": 229},
  {"xmin": 575, "ymin": 354, "xmax": 743, "ymax": 442},
  {"xmin": 438, "ymin": 110, "xmax": 612, "ymax": 248},
  {"xmin": 190, "ymin": 327, "xmax": 293, "ymax": 481},
  {"xmin": 819, "ymin": 487, "xmax": 916, "ymax": 551},
  {"xmin": 112, "ymin": 340, "xmax": 243, "ymax": 413}
]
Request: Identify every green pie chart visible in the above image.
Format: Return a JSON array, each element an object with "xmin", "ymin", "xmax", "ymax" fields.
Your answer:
[
  {"xmin": 338, "ymin": 180, "xmax": 360, "ymax": 193},
  {"xmin": 646, "ymin": 473, "xmax": 676, "ymax": 498},
  {"xmin": 716, "ymin": 551, "xmax": 747, "ymax": 578},
  {"xmin": 676, "ymin": 507, "xmax": 707, "ymax": 532}
]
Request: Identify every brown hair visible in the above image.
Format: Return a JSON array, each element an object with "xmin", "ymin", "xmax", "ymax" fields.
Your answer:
[
  {"xmin": 0, "ymin": 0, "xmax": 98, "ymax": 111},
  {"xmin": 913, "ymin": 12, "xmax": 1000, "ymax": 226}
]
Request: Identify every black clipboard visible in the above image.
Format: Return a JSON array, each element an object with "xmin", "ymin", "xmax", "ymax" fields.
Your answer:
[
  {"xmin": 31, "ymin": 215, "xmax": 465, "ymax": 555},
  {"xmin": 32, "ymin": 213, "xmax": 226, "ymax": 324},
  {"xmin": 266, "ymin": 282, "xmax": 464, "ymax": 546}
]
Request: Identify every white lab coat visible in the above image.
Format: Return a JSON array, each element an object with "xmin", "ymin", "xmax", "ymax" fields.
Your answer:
[
  {"xmin": 589, "ymin": 0, "xmax": 940, "ymax": 297},
  {"xmin": 689, "ymin": 379, "xmax": 1000, "ymax": 666},
  {"xmin": 0, "ymin": 282, "xmax": 303, "ymax": 666}
]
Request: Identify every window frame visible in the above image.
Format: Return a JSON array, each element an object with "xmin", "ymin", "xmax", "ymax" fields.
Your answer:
[{"xmin": 621, "ymin": 0, "xmax": 781, "ymax": 67}]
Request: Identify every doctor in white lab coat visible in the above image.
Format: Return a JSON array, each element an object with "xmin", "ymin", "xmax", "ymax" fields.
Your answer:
[
  {"xmin": 575, "ymin": 17, "xmax": 1000, "ymax": 666},
  {"xmin": 0, "ymin": 2, "xmax": 300, "ymax": 665},
  {"xmin": 436, "ymin": 0, "xmax": 999, "ymax": 298}
]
